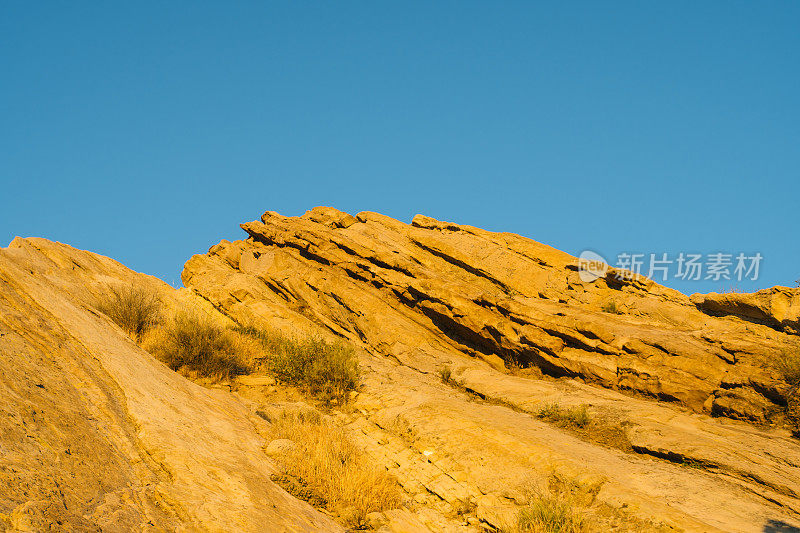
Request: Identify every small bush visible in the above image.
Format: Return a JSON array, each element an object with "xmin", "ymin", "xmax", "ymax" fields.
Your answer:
[
  {"xmin": 775, "ymin": 351, "xmax": 800, "ymax": 386},
  {"xmin": 537, "ymin": 403, "xmax": 591, "ymax": 429},
  {"xmin": 146, "ymin": 311, "xmax": 250, "ymax": 380},
  {"xmin": 503, "ymin": 475, "xmax": 592, "ymax": 533},
  {"xmin": 566, "ymin": 405, "xmax": 590, "ymax": 428},
  {"xmin": 97, "ymin": 283, "xmax": 161, "ymax": 341},
  {"xmin": 439, "ymin": 365, "xmax": 453, "ymax": 384},
  {"xmin": 774, "ymin": 351, "xmax": 800, "ymax": 436},
  {"xmin": 516, "ymin": 495, "xmax": 585, "ymax": 533},
  {"xmin": 600, "ymin": 301, "xmax": 621, "ymax": 314},
  {"xmin": 268, "ymin": 410, "xmax": 402, "ymax": 528},
  {"xmin": 537, "ymin": 403, "xmax": 561, "ymax": 420},
  {"xmin": 504, "ymin": 473, "xmax": 670, "ymax": 533},
  {"xmin": 235, "ymin": 325, "xmax": 359, "ymax": 403}
]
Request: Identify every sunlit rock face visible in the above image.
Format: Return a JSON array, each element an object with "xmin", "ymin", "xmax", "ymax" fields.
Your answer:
[
  {"xmin": 184, "ymin": 206, "xmax": 800, "ymax": 423},
  {"xmin": 0, "ymin": 237, "xmax": 341, "ymax": 532}
]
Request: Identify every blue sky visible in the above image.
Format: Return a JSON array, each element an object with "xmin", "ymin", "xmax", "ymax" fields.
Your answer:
[{"xmin": 1, "ymin": 2, "xmax": 798, "ymax": 293}]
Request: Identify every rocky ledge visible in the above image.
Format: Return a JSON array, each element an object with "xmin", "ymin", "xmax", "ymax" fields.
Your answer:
[{"xmin": 184, "ymin": 206, "xmax": 800, "ymax": 424}]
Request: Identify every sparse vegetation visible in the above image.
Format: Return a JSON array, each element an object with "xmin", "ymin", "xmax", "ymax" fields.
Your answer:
[
  {"xmin": 428, "ymin": 374, "xmax": 633, "ymax": 451},
  {"xmin": 235, "ymin": 325, "xmax": 359, "ymax": 403},
  {"xmin": 266, "ymin": 409, "xmax": 403, "ymax": 528},
  {"xmin": 537, "ymin": 403, "xmax": 591, "ymax": 429},
  {"xmin": 516, "ymin": 494, "xmax": 585, "ymax": 533},
  {"xmin": 387, "ymin": 414, "xmax": 416, "ymax": 443},
  {"xmin": 97, "ymin": 283, "xmax": 161, "ymax": 341},
  {"xmin": 439, "ymin": 365, "xmax": 453, "ymax": 384},
  {"xmin": 502, "ymin": 475, "xmax": 594, "ymax": 533},
  {"xmin": 451, "ymin": 497, "xmax": 477, "ymax": 517},
  {"xmin": 775, "ymin": 351, "xmax": 800, "ymax": 388},
  {"xmin": 774, "ymin": 351, "xmax": 800, "ymax": 436},
  {"xmin": 99, "ymin": 283, "xmax": 260, "ymax": 381},
  {"xmin": 502, "ymin": 473, "xmax": 669, "ymax": 533},
  {"xmin": 600, "ymin": 300, "xmax": 621, "ymax": 314},
  {"xmin": 144, "ymin": 310, "xmax": 252, "ymax": 380}
]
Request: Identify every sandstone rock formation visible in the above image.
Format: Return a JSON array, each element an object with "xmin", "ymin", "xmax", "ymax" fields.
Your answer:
[
  {"xmin": 3, "ymin": 207, "xmax": 800, "ymax": 532},
  {"xmin": 181, "ymin": 207, "xmax": 800, "ymax": 532},
  {"xmin": 0, "ymin": 238, "xmax": 341, "ymax": 531},
  {"xmin": 185, "ymin": 207, "xmax": 799, "ymax": 423},
  {"xmin": 691, "ymin": 287, "xmax": 800, "ymax": 335}
]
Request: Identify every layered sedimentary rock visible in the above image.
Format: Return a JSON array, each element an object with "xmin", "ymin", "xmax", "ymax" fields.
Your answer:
[
  {"xmin": 692, "ymin": 287, "xmax": 800, "ymax": 335},
  {"xmin": 179, "ymin": 207, "xmax": 800, "ymax": 532},
  {"xmin": 184, "ymin": 207, "xmax": 799, "ymax": 423},
  {"xmin": 4, "ymin": 209, "xmax": 800, "ymax": 532},
  {"xmin": 0, "ymin": 238, "xmax": 340, "ymax": 532}
]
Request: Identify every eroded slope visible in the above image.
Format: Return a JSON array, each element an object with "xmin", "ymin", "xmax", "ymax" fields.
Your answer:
[
  {"xmin": 0, "ymin": 238, "xmax": 341, "ymax": 532},
  {"xmin": 182, "ymin": 207, "xmax": 800, "ymax": 532}
]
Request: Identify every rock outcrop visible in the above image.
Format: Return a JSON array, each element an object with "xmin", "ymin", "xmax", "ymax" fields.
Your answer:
[
  {"xmin": 184, "ymin": 207, "xmax": 799, "ymax": 423},
  {"xmin": 691, "ymin": 287, "xmax": 800, "ymax": 335},
  {"xmin": 3, "ymin": 207, "xmax": 800, "ymax": 532},
  {"xmin": 179, "ymin": 207, "xmax": 800, "ymax": 532},
  {"xmin": 0, "ymin": 238, "xmax": 341, "ymax": 531}
]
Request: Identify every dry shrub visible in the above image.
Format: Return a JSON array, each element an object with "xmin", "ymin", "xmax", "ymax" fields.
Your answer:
[
  {"xmin": 516, "ymin": 495, "xmax": 585, "ymax": 533},
  {"xmin": 600, "ymin": 301, "xmax": 621, "ymax": 314},
  {"xmin": 144, "ymin": 310, "xmax": 253, "ymax": 380},
  {"xmin": 503, "ymin": 474, "xmax": 672, "ymax": 533},
  {"xmin": 235, "ymin": 325, "xmax": 359, "ymax": 403},
  {"xmin": 775, "ymin": 351, "xmax": 800, "ymax": 386},
  {"xmin": 503, "ymin": 475, "xmax": 594, "ymax": 533},
  {"xmin": 774, "ymin": 351, "xmax": 800, "ymax": 436},
  {"xmin": 537, "ymin": 403, "xmax": 590, "ymax": 429},
  {"xmin": 97, "ymin": 282, "xmax": 161, "ymax": 341},
  {"xmin": 438, "ymin": 365, "xmax": 453, "ymax": 384},
  {"xmin": 268, "ymin": 410, "xmax": 402, "ymax": 528}
]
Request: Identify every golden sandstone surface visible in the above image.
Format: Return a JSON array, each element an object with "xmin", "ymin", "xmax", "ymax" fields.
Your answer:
[{"xmin": 2, "ymin": 208, "xmax": 799, "ymax": 532}]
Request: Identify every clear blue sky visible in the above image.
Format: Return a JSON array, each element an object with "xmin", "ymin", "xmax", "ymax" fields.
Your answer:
[{"xmin": 1, "ymin": 2, "xmax": 798, "ymax": 294}]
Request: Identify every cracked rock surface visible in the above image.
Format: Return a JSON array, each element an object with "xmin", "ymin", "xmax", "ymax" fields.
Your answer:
[{"xmin": 182, "ymin": 207, "xmax": 800, "ymax": 532}]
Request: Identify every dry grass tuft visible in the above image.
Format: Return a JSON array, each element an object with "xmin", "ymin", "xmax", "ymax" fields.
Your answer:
[
  {"xmin": 266, "ymin": 410, "xmax": 403, "ymax": 528},
  {"xmin": 775, "ymin": 351, "xmax": 800, "ymax": 387},
  {"xmin": 438, "ymin": 365, "xmax": 453, "ymax": 384},
  {"xmin": 537, "ymin": 403, "xmax": 591, "ymax": 429},
  {"xmin": 774, "ymin": 351, "xmax": 800, "ymax": 436},
  {"xmin": 536, "ymin": 402, "xmax": 632, "ymax": 452},
  {"xmin": 516, "ymin": 495, "xmax": 585, "ymax": 533},
  {"xmin": 502, "ymin": 474, "xmax": 595, "ymax": 533},
  {"xmin": 97, "ymin": 283, "xmax": 161, "ymax": 341},
  {"xmin": 600, "ymin": 300, "xmax": 621, "ymax": 314},
  {"xmin": 235, "ymin": 325, "xmax": 359, "ymax": 403},
  {"xmin": 143, "ymin": 310, "xmax": 253, "ymax": 380},
  {"xmin": 503, "ymin": 473, "xmax": 673, "ymax": 533}
]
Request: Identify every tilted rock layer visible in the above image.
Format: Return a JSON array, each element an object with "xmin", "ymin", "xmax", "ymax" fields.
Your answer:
[
  {"xmin": 180, "ymin": 207, "xmax": 800, "ymax": 532},
  {"xmin": 0, "ymin": 238, "xmax": 340, "ymax": 532},
  {"xmin": 184, "ymin": 207, "xmax": 799, "ymax": 423},
  {"xmin": 3, "ymin": 208, "xmax": 800, "ymax": 532}
]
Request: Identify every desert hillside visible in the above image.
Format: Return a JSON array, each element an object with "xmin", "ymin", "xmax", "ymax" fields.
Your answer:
[{"xmin": 2, "ymin": 208, "xmax": 799, "ymax": 532}]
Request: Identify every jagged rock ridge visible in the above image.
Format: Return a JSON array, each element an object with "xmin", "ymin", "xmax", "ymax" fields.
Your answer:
[
  {"xmin": 179, "ymin": 206, "xmax": 800, "ymax": 532},
  {"xmin": 184, "ymin": 207, "xmax": 799, "ymax": 423}
]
